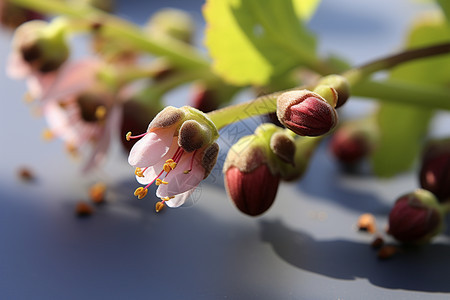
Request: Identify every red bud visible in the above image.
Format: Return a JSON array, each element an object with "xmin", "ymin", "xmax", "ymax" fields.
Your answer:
[
  {"xmin": 388, "ymin": 189, "xmax": 444, "ymax": 244},
  {"xmin": 419, "ymin": 139, "xmax": 450, "ymax": 202},
  {"xmin": 225, "ymin": 165, "xmax": 279, "ymax": 216},
  {"xmin": 277, "ymin": 91, "xmax": 337, "ymax": 137}
]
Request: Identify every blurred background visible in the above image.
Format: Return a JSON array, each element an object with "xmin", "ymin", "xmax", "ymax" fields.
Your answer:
[{"xmin": 1, "ymin": 0, "xmax": 450, "ymax": 299}]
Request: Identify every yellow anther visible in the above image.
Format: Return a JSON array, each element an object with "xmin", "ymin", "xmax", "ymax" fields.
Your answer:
[
  {"xmin": 134, "ymin": 187, "xmax": 148, "ymax": 199},
  {"xmin": 155, "ymin": 178, "xmax": 168, "ymax": 185},
  {"xmin": 163, "ymin": 159, "xmax": 177, "ymax": 173},
  {"xmin": 126, "ymin": 131, "xmax": 132, "ymax": 141},
  {"xmin": 161, "ymin": 196, "xmax": 175, "ymax": 201},
  {"xmin": 95, "ymin": 105, "xmax": 107, "ymax": 121},
  {"xmin": 155, "ymin": 201, "xmax": 165, "ymax": 213},
  {"xmin": 183, "ymin": 170, "xmax": 191, "ymax": 174},
  {"xmin": 23, "ymin": 92, "xmax": 34, "ymax": 103},
  {"xmin": 66, "ymin": 143, "xmax": 79, "ymax": 157},
  {"xmin": 42, "ymin": 129, "xmax": 54, "ymax": 141},
  {"xmin": 135, "ymin": 167, "xmax": 145, "ymax": 177}
]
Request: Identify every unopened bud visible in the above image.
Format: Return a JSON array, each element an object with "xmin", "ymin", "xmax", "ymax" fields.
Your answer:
[
  {"xmin": 388, "ymin": 189, "xmax": 445, "ymax": 244},
  {"xmin": 317, "ymin": 75, "xmax": 350, "ymax": 108},
  {"xmin": 330, "ymin": 128, "xmax": 370, "ymax": 165},
  {"xmin": 312, "ymin": 85, "xmax": 338, "ymax": 108},
  {"xmin": 276, "ymin": 90, "xmax": 338, "ymax": 136},
  {"xmin": 419, "ymin": 138, "xmax": 450, "ymax": 202},
  {"xmin": 225, "ymin": 165, "xmax": 279, "ymax": 217}
]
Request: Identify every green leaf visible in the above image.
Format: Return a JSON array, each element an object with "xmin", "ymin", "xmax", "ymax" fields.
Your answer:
[
  {"xmin": 436, "ymin": 0, "xmax": 450, "ymax": 22},
  {"xmin": 372, "ymin": 15, "xmax": 450, "ymax": 177},
  {"xmin": 292, "ymin": 0, "xmax": 321, "ymax": 21},
  {"xmin": 203, "ymin": 0, "xmax": 320, "ymax": 86}
]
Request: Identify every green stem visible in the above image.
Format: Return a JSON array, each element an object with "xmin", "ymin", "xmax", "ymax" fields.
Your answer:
[
  {"xmin": 343, "ymin": 42, "xmax": 450, "ymax": 85},
  {"xmin": 352, "ymin": 79, "xmax": 450, "ymax": 110},
  {"xmin": 209, "ymin": 43, "xmax": 450, "ymax": 130},
  {"xmin": 207, "ymin": 92, "xmax": 279, "ymax": 130},
  {"xmin": 10, "ymin": 0, "xmax": 210, "ymax": 70}
]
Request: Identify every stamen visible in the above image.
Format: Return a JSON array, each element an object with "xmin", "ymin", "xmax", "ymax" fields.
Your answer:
[
  {"xmin": 23, "ymin": 92, "xmax": 33, "ymax": 103},
  {"xmin": 155, "ymin": 178, "xmax": 168, "ymax": 185},
  {"xmin": 126, "ymin": 131, "xmax": 148, "ymax": 141},
  {"xmin": 155, "ymin": 201, "xmax": 165, "ymax": 213},
  {"xmin": 163, "ymin": 159, "xmax": 178, "ymax": 173},
  {"xmin": 66, "ymin": 143, "xmax": 78, "ymax": 157},
  {"xmin": 172, "ymin": 147, "xmax": 184, "ymax": 163},
  {"xmin": 134, "ymin": 187, "xmax": 148, "ymax": 199},
  {"xmin": 95, "ymin": 105, "xmax": 107, "ymax": 121},
  {"xmin": 135, "ymin": 167, "xmax": 146, "ymax": 177},
  {"xmin": 184, "ymin": 150, "xmax": 197, "ymax": 174},
  {"xmin": 42, "ymin": 129, "xmax": 54, "ymax": 141}
]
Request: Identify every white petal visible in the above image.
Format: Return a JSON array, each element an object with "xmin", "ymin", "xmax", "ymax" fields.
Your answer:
[
  {"xmin": 27, "ymin": 72, "xmax": 58, "ymax": 100},
  {"xmin": 6, "ymin": 52, "xmax": 31, "ymax": 79},
  {"xmin": 165, "ymin": 189, "xmax": 195, "ymax": 208},
  {"xmin": 135, "ymin": 137, "xmax": 178, "ymax": 185},
  {"xmin": 128, "ymin": 127, "xmax": 175, "ymax": 168},
  {"xmin": 156, "ymin": 151, "xmax": 205, "ymax": 198}
]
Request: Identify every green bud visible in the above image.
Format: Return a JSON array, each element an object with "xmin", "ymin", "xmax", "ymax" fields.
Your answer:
[
  {"xmin": 312, "ymin": 85, "xmax": 338, "ymax": 108},
  {"xmin": 317, "ymin": 75, "xmax": 350, "ymax": 108}
]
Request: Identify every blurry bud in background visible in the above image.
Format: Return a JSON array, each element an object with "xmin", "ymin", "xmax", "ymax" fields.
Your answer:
[
  {"xmin": 388, "ymin": 189, "xmax": 445, "ymax": 244},
  {"xmin": 330, "ymin": 116, "xmax": 378, "ymax": 165},
  {"xmin": 7, "ymin": 19, "xmax": 69, "ymax": 78},
  {"xmin": 419, "ymin": 138, "xmax": 450, "ymax": 203}
]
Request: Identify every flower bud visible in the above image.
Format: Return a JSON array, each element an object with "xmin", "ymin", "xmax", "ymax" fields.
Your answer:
[
  {"xmin": 12, "ymin": 19, "xmax": 69, "ymax": 74},
  {"xmin": 223, "ymin": 127, "xmax": 282, "ymax": 217},
  {"xmin": 317, "ymin": 75, "xmax": 350, "ymax": 108},
  {"xmin": 225, "ymin": 164, "xmax": 280, "ymax": 217},
  {"xmin": 312, "ymin": 85, "xmax": 338, "ymax": 108},
  {"xmin": 276, "ymin": 90, "xmax": 338, "ymax": 136},
  {"xmin": 419, "ymin": 138, "xmax": 450, "ymax": 202},
  {"xmin": 388, "ymin": 189, "xmax": 445, "ymax": 244},
  {"xmin": 330, "ymin": 118, "xmax": 376, "ymax": 164}
]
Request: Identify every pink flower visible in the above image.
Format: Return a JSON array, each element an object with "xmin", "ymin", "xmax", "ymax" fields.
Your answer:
[
  {"xmin": 127, "ymin": 106, "xmax": 219, "ymax": 210},
  {"xmin": 36, "ymin": 59, "xmax": 121, "ymax": 172}
]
